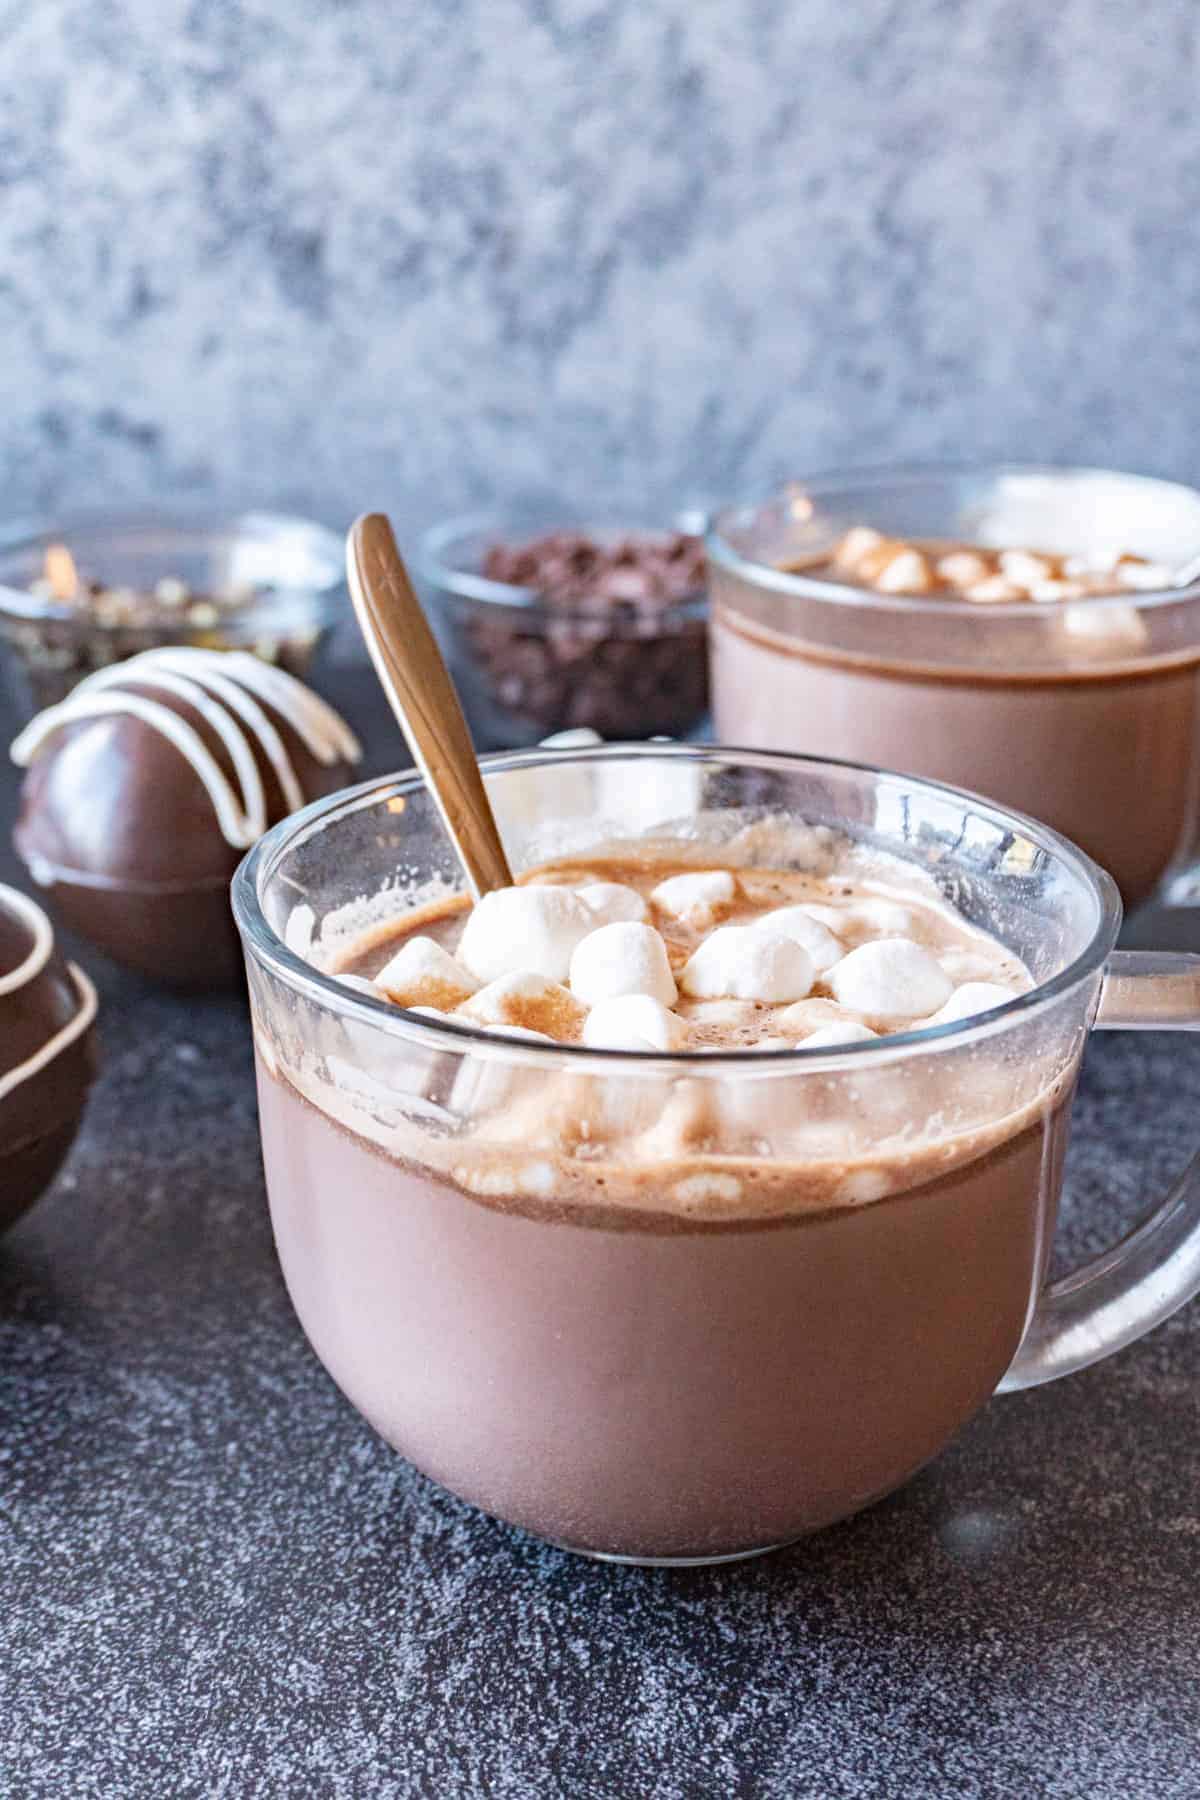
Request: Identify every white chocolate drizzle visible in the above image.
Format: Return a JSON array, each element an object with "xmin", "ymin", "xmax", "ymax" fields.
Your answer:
[
  {"xmin": 0, "ymin": 883, "xmax": 98, "ymax": 1103},
  {"xmin": 10, "ymin": 648, "xmax": 362, "ymax": 851}
]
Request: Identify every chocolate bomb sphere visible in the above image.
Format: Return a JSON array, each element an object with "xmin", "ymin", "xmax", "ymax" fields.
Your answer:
[
  {"xmin": 0, "ymin": 883, "xmax": 98, "ymax": 1234},
  {"xmin": 11, "ymin": 648, "xmax": 362, "ymax": 986}
]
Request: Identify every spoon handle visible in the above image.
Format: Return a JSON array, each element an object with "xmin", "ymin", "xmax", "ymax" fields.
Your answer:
[{"xmin": 347, "ymin": 514, "xmax": 514, "ymax": 899}]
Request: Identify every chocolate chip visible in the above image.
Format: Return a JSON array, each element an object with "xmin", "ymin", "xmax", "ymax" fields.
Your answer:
[{"xmin": 464, "ymin": 528, "xmax": 708, "ymax": 739}]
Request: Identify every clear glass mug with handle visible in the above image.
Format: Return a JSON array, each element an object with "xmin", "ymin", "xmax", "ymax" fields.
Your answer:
[
  {"xmin": 707, "ymin": 465, "xmax": 1200, "ymax": 909},
  {"xmin": 232, "ymin": 745, "xmax": 1200, "ymax": 1565}
]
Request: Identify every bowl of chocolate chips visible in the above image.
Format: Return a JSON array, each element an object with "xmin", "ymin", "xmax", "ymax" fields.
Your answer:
[
  {"xmin": 0, "ymin": 509, "xmax": 346, "ymax": 725},
  {"xmin": 417, "ymin": 508, "xmax": 710, "ymax": 747}
]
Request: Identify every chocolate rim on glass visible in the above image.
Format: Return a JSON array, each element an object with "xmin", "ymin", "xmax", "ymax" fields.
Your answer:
[
  {"xmin": 232, "ymin": 743, "xmax": 1200, "ymax": 1565},
  {"xmin": 707, "ymin": 465, "xmax": 1200, "ymax": 909}
]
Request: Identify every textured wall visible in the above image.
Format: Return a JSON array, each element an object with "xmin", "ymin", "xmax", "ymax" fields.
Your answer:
[{"xmin": 2, "ymin": 0, "xmax": 1198, "ymax": 538}]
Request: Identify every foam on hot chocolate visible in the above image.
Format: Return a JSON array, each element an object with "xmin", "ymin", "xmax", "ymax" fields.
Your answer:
[{"xmin": 254, "ymin": 828, "xmax": 1069, "ymax": 1224}]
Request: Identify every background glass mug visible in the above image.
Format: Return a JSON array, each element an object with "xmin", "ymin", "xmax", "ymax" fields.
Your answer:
[
  {"xmin": 233, "ymin": 746, "xmax": 1200, "ymax": 1565},
  {"xmin": 707, "ymin": 466, "xmax": 1200, "ymax": 909}
]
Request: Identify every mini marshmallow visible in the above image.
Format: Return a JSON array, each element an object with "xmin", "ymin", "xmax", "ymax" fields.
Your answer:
[
  {"xmin": 927, "ymin": 981, "xmax": 1019, "ymax": 1026},
  {"xmin": 373, "ymin": 936, "xmax": 480, "ymax": 1008},
  {"xmin": 774, "ymin": 997, "xmax": 857, "ymax": 1034},
  {"xmin": 457, "ymin": 885, "xmax": 594, "ymax": 982},
  {"xmin": 845, "ymin": 897, "xmax": 915, "ymax": 937},
  {"xmin": 966, "ymin": 577, "xmax": 1022, "ymax": 603},
  {"xmin": 581, "ymin": 994, "xmax": 686, "ymax": 1052},
  {"xmin": 835, "ymin": 526, "xmax": 884, "ymax": 570},
  {"xmin": 569, "ymin": 921, "xmax": 677, "ymax": 1007},
  {"xmin": 680, "ymin": 926, "xmax": 814, "ymax": 1003},
  {"xmin": 937, "ymin": 550, "xmax": 990, "ymax": 587},
  {"xmin": 937, "ymin": 947, "xmax": 1002, "ymax": 986},
  {"xmin": 577, "ymin": 881, "xmax": 650, "ymax": 925},
  {"xmin": 630, "ymin": 1077, "xmax": 715, "ymax": 1159},
  {"xmin": 1029, "ymin": 578, "xmax": 1087, "ymax": 602},
  {"xmin": 651, "ymin": 869, "xmax": 737, "ymax": 928},
  {"xmin": 998, "ymin": 549, "xmax": 1053, "ymax": 588},
  {"xmin": 827, "ymin": 938, "xmax": 953, "ymax": 1022},
  {"xmin": 285, "ymin": 903, "xmax": 316, "ymax": 956},
  {"xmin": 1065, "ymin": 548, "xmax": 1120, "ymax": 577},
  {"xmin": 447, "ymin": 1028, "xmax": 552, "ymax": 1123},
  {"xmin": 594, "ymin": 757, "xmax": 703, "ymax": 834},
  {"xmin": 458, "ymin": 971, "xmax": 584, "ymax": 1038},
  {"xmin": 1058, "ymin": 603, "xmax": 1149, "ymax": 653},
  {"xmin": 750, "ymin": 904, "xmax": 843, "ymax": 973},
  {"xmin": 539, "ymin": 728, "xmax": 603, "ymax": 748},
  {"xmin": 671, "ymin": 1172, "xmax": 743, "ymax": 1209},
  {"xmin": 874, "ymin": 548, "xmax": 932, "ymax": 595},
  {"xmin": 1116, "ymin": 557, "xmax": 1172, "ymax": 592},
  {"xmin": 802, "ymin": 1020, "xmax": 879, "ymax": 1047},
  {"xmin": 838, "ymin": 1169, "xmax": 893, "ymax": 1206}
]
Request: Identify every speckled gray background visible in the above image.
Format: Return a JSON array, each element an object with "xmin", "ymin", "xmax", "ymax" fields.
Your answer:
[{"xmin": 2, "ymin": 0, "xmax": 1198, "ymax": 537}]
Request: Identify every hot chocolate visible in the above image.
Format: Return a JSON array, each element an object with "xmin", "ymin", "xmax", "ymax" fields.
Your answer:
[
  {"xmin": 258, "ymin": 1073, "xmax": 1063, "ymax": 1560},
  {"xmin": 712, "ymin": 617, "xmax": 1198, "ymax": 907},
  {"xmin": 252, "ymin": 841, "xmax": 1067, "ymax": 1560},
  {"xmin": 237, "ymin": 746, "xmax": 1200, "ymax": 1563},
  {"xmin": 708, "ymin": 470, "xmax": 1200, "ymax": 908}
]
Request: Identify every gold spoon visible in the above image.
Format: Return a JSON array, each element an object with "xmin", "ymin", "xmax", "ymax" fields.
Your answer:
[{"xmin": 346, "ymin": 513, "xmax": 514, "ymax": 899}]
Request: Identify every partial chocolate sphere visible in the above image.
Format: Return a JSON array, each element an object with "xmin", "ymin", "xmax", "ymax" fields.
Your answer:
[
  {"xmin": 0, "ymin": 883, "xmax": 98, "ymax": 1234},
  {"xmin": 12, "ymin": 648, "xmax": 362, "ymax": 986}
]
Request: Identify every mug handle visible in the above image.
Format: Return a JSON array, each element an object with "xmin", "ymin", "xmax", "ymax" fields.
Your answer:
[{"xmin": 999, "ymin": 951, "xmax": 1200, "ymax": 1391}]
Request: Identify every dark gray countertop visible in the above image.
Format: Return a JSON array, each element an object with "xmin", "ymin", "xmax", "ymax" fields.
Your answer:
[{"xmin": 1, "ymin": 704, "xmax": 1199, "ymax": 1800}]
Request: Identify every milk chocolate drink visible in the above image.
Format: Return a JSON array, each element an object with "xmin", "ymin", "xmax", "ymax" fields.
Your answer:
[
  {"xmin": 233, "ymin": 748, "xmax": 1200, "ymax": 1563},
  {"xmin": 708, "ymin": 467, "xmax": 1200, "ymax": 908},
  {"xmin": 257, "ymin": 854, "xmax": 1062, "ymax": 1560}
]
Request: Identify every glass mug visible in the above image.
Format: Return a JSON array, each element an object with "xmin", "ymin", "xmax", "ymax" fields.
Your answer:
[
  {"xmin": 232, "ymin": 746, "xmax": 1200, "ymax": 1565},
  {"xmin": 707, "ymin": 465, "xmax": 1200, "ymax": 909}
]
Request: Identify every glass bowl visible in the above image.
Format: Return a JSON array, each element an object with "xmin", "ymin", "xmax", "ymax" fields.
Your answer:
[
  {"xmin": 416, "ymin": 507, "xmax": 709, "ymax": 749},
  {"xmin": 0, "ymin": 508, "xmax": 347, "ymax": 725}
]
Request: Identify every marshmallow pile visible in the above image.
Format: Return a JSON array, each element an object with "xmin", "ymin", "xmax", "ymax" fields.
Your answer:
[
  {"xmin": 829, "ymin": 525, "xmax": 1171, "ymax": 611},
  {"xmin": 347, "ymin": 866, "xmax": 1025, "ymax": 1054}
]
